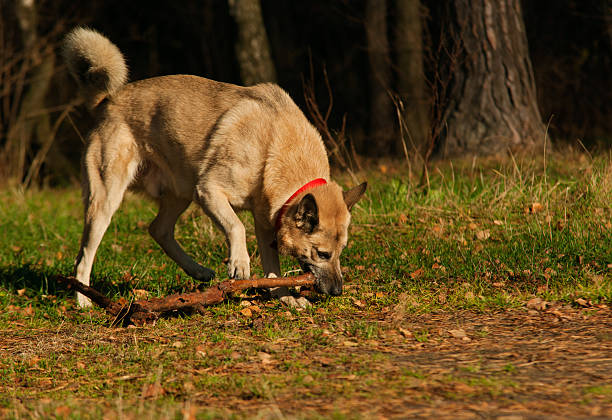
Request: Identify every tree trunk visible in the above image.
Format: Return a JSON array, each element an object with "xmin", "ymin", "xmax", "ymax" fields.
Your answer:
[
  {"xmin": 440, "ymin": 0, "xmax": 546, "ymax": 157},
  {"xmin": 228, "ymin": 0, "xmax": 277, "ymax": 85},
  {"xmin": 365, "ymin": 0, "xmax": 395, "ymax": 156},
  {"xmin": 2, "ymin": 0, "xmax": 54, "ymax": 182},
  {"xmin": 395, "ymin": 0, "xmax": 429, "ymax": 157},
  {"xmin": 605, "ymin": 1, "xmax": 612, "ymax": 52}
]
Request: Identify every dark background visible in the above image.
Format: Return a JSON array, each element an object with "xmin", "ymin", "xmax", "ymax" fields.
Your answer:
[{"xmin": 1, "ymin": 0, "xmax": 611, "ymax": 183}]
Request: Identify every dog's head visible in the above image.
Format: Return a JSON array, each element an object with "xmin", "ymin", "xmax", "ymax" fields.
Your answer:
[{"xmin": 276, "ymin": 182, "xmax": 367, "ymax": 296}]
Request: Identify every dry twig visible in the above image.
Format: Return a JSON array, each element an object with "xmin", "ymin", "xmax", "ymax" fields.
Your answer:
[{"xmin": 56, "ymin": 274, "xmax": 315, "ymax": 326}]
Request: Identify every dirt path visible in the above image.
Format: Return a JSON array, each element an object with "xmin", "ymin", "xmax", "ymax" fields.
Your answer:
[
  {"xmin": 207, "ymin": 305, "xmax": 612, "ymax": 419},
  {"xmin": 368, "ymin": 306, "xmax": 612, "ymax": 419}
]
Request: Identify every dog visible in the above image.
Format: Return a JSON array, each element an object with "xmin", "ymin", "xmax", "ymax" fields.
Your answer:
[{"xmin": 62, "ymin": 27, "xmax": 367, "ymax": 307}]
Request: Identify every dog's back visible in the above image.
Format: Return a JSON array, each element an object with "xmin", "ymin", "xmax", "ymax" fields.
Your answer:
[{"xmin": 63, "ymin": 28, "xmax": 329, "ymax": 206}]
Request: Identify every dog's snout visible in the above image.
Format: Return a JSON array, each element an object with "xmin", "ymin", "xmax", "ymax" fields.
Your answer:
[{"xmin": 329, "ymin": 284, "xmax": 342, "ymax": 296}]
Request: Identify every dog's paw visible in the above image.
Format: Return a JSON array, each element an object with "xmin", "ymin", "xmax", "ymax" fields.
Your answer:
[
  {"xmin": 190, "ymin": 265, "xmax": 215, "ymax": 282},
  {"xmin": 77, "ymin": 292, "xmax": 92, "ymax": 308},
  {"xmin": 280, "ymin": 295, "xmax": 311, "ymax": 309},
  {"xmin": 228, "ymin": 258, "xmax": 250, "ymax": 279}
]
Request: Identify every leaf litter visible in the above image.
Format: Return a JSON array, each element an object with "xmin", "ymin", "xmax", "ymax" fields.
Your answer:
[{"xmin": 1, "ymin": 301, "xmax": 610, "ymax": 419}]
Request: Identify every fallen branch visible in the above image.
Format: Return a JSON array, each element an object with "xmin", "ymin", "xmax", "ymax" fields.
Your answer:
[{"xmin": 56, "ymin": 274, "xmax": 315, "ymax": 326}]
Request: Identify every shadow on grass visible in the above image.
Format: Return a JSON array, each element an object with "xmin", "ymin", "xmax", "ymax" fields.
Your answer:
[{"xmin": 0, "ymin": 264, "xmax": 137, "ymax": 300}]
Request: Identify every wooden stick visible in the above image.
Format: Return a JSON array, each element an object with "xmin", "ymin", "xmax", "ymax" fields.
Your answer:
[{"xmin": 56, "ymin": 273, "xmax": 316, "ymax": 326}]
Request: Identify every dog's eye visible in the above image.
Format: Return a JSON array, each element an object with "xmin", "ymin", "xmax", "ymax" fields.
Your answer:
[{"xmin": 317, "ymin": 250, "xmax": 331, "ymax": 260}]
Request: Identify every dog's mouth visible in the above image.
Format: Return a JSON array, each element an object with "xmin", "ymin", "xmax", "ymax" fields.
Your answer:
[
  {"xmin": 299, "ymin": 259, "xmax": 312, "ymax": 274},
  {"xmin": 298, "ymin": 260, "xmax": 342, "ymax": 296},
  {"xmin": 299, "ymin": 260, "xmax": 322, "ymax": 292}
]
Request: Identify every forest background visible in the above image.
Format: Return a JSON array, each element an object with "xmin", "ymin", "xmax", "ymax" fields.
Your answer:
[{"xmin": 1, "ymin": 0, "xmax": 611, "ymax": 186}]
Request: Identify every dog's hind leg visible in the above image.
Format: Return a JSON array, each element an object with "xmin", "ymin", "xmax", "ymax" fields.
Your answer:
[
  {"xmin": 74, "ymin": 127, "xmax": 137, "ymax": 307},
  {"xmin": 148, "ymin": 195, "xmax": 215, "ymax": 282}
]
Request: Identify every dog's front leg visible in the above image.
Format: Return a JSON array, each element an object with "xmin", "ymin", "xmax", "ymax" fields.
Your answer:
[
  {"xmin": 254, "ymin": 220, "xmax": 280, "ymax": 278},
  {"xmin": 254, "ymin": 218, "xmax": 310, "ymax": 308},
  {"xmin": 195, "ymin": 186, "xmax": 250, "ymax": 279}
]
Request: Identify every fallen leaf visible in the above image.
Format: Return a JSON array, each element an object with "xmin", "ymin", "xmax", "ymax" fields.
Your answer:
[
  {"xmin": 315, "ymin": 356, "xmax": 334, "ymax": 366},
  {"xmin": 448, "ymin": 329, "xmax": 468, "ymax": 339},
  {"xmin": 240, "ymin": 307, "xmax": 253, "ymax": 317},
  {"xmin": 257, "ymin": 352, "xmax": 273, "ymax": 364},
  {"xmin": 493, "ymin": 220, "xmax": 504, "ymax": 226},
  {"xmin": 132, "ymin": 289, "xmax": 149, "ymax": 299},
  {"xmin": 17, "ymin": 288, "xmax": 26, "ymax": 296},
  {"xmin": 410, "ymin": 268, "xmax": 424, "ymax": 279},
  {"xmin": 141, "ymin": 383, "xmax": 165, "ymax": 399},
  {"xmin": 398, "ymin": 327, "xmax": 413, "ymax": 338},
  {"xmin": 432, "ymin": 262, "xmax": 446, "ymax": 271},
  {"xmin": 574, "ymin": 298, "xmax": 589, "ymax": 307},
  {"xmin": 525, "ymin": 202, "xmax": 544, "ymax": 214},
  {"xmin": 476, "ymin": 229, "xmax": 490, "ymax": 240},
  {"xmin": 352, "ymin": 298, "xmax": 365, "ymax": 308},
  {"xmin": 432, "ymin": 225, "xmax": 444, "ymax": 236},
  {"xmin": 172, "ymin": 341, "xmax": 184, "ymax": 348},
  {"xmin": 195, "ymin": 345, "xmax": 207, "ymax": 358},
  {"xmin": 526, "ymin": 297, "xmax": 548, "ymax": 310},
  {"xmin": 54, "ymin": 406, "xmax": 71, "ymax": 418},
  {"xmin": 302, "ymin": 374, "xmax": 314, "ymax": 384},
  {"xmin": 343, "ymin": 340, "xmax": 359, "ymax": 347},
  {"xmin": 397, "ymin": 213, "xmax": 408, "ymax": 225}
]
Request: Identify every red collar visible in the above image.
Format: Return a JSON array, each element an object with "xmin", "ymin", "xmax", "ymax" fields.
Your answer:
[{"xmin": 274, "ymin": 178, "xmax": 327, "ymax": 232}]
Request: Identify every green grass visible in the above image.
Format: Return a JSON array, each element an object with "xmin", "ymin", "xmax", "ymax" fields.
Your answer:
[{"xmin": 0, "ymin": 152, "xmax": 611, "ymax": 418}]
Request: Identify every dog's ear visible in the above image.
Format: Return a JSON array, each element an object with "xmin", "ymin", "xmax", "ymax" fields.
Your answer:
[
  {"xmin": 295, "ymin": 193, "xmax": 318, "ymax": 233},
  {"xmin": 343, "ymin": 182, "xmax": 367, "ymax": 211}
]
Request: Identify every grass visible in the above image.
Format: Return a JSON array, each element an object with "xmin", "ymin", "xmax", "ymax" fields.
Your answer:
[{"xmin": 0, "ymin": 151, "xmax": 611, "ymax": 418}]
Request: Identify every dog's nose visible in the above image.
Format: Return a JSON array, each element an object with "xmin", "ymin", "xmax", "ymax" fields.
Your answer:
[{"xmin": 329, "ymin": 284, "xmax": 342, "ymax": 296}]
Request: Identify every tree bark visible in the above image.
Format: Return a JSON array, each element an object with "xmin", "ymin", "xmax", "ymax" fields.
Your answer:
[
  {"xmin": 395, "ymin": 0, "xmax": 429, "ymax": 157},
  {"xmin": 365, "ymin": 0, "xmax": 396, "ymax": 156},
  {"xmin": 440, "ymin": 0, "xmax": 546, "ymax": 157},
  {"xmin": 228, "ymin": 0, "xmax": 277, "ymax": 85}
]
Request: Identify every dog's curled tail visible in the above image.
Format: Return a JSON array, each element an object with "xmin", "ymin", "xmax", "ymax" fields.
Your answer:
[{"xmin": 62, "ymin": 27, "xmax": 128, "ymax": 109}]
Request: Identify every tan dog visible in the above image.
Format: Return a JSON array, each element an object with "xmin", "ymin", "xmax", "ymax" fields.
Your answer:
[{"xmin": 62, "ymin": 28, "xmax": 366, "ymax": 307}]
